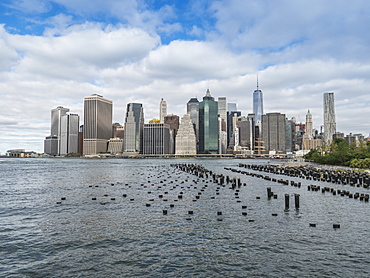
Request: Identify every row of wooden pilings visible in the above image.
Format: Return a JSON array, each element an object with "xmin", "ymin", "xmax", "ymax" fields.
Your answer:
[
  {"xmin": 171, "ymin": 163, "xmax": 244, "ymax": 188},
  {"xmin": 238, "ymin": 163, "xmax": 370, "ymax": 188},
  {"xmin": 224, "ymin": 166, "xmax": 369, "ymax": 203}
]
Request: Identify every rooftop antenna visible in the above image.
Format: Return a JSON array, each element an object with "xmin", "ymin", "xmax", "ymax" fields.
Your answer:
[{"xmin": 257, "ymin": 74, "xmax": 259, "ymax": 91}]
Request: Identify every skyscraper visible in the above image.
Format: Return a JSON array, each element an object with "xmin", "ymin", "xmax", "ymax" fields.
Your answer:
[
  {"xmin": 218, "ymin": 97, "xmax": 227, "ymax": 154},
  {"xmin": 83, "ymin": 94, "xmax": 113, "ymax": 155},
  {"xmin": 60, "ymin": 113, "xmax": 79, "ymax": 155},
  {"xmin": 253, "ymin": 80, "xmax": 264, "ymax": 126},
  {"xmin": 302, "ymin": 110, "xmax": 322, "ymax": 150},
  {"xmin": 199, "ymin": 89, "xmax": 219, "ymax": 154},
  {"xmin": 142, "ymin": 123, "xmax": 172, "ymax": 155},
  {"xmin": 175, "ymin": 114, "xmax": 197, "ymax": 155},
  {"xmin": 227, "ymin": 103, "xmax": 241, "ymax": 149},
  {"xmin": 305, "ymin": 110, "xmax": 313, "ymax": 139},
  {"xmin": 187, "ymin": 97, "xmax": 199, "ymax": 149},
  {"xmin": 164, "ymin": 114, "xmax": 179, "ymax": 154},
  {"xmin": 124, "ymin": 103, "xmax": 144, "ymax": 153},
  {"xmin": 159, "ymin": 98, "xmax": 167, "ymax": 123},
  {"xmin": 262, "ymin": 112, "xmax": 286, "ymax": 153},
  {"xmin": 323, "ymin": 92, "xmax": 336, "ymax": 145},
  {"xmin": 44, "ymin": 106, "xmax": 70, "ymax": 155}
]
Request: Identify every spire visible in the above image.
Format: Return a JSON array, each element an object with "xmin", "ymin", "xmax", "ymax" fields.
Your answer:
[
  {"xmin": 257, "ymin": 74, "xmax": 259, "ymax": 91},
  {"xmin": 205, "ymin": 88, "xmax": 211, "ymax": 97},
  {"xmin": 307, "ymin": 109, "xmax": 311, "ymax": 115}
]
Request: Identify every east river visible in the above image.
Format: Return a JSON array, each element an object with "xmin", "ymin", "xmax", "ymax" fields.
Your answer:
[{"xmin": 1, "ymin": 158, "xmax": 369, "ymax": 277}]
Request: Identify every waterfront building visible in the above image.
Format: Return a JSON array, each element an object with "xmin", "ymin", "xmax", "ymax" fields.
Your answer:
[
  {"xmin": 323, "ymin": 92, "xmax": 336, "ymax": 145},
  {"xmin": 124, "ymin": 103, "xmax": 144, "ymax": 153},
  {"xmin": 261, "ymin": 112, "xmax": 286, "ymax": 153},
  {"xmin": 175, "ymin": 114, "xmax": 197, "ymax": 155},
  {"xmin": 44, "ymin": 106, "xmax": 69, "ymax": 155},
  {"xmin": 187, "ymin": 97, "xmax": 199, "ymax": 149},
  {"xmin": 218, "ymin": 97, "xmax": 227, "ymax": 154},
  {"xmin": 142, "ymin": 123, "xmax": 172, "ymax": 155},
  {"xmin": 159, "ymin": 98, "xmax": 167, "ymax": 123},
  {"xmin": 199, "ymin": 89, "xmax": 219, "ymax": 154},
  {"xmin": 108, "ymin": 138, "xmax": 124, "ymax": 154},
  {"xmin": 44, "ymin": 136, "xmax": 58, "ymax": 156},
  {"xmin": 60, "ymin": 113, "xmax": 79, "ymax": 155},
  {"xmin": 83, "ymin": 94, "xmax": 113, "ymax": 155}
]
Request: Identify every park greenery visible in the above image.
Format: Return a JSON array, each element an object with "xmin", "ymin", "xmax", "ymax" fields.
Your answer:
[{"xmin": 304, "ymin": 138, "xmax": 370, "ymax": 169}]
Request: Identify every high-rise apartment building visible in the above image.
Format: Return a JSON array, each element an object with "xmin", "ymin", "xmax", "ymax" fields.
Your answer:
[
  {"xmin": 83, "ymin": 94, "xmax": 113, "ymax": 155},
  {"xmin": 124, "ymin": 103, "xmax": 144, "ymax": 153},
  {"xmin": 262, "ymin": 112, "xmax": 286, "ymax": 153},
  {"xmin": 60, "ymin": 113, "xmax": 79, "ymax": 155},
  {"xmin": 142, "ymin": 123, "xmax": 172, "ymax": 155},
  {"xmin": 218, "ymin": 97, "xmax": 227, "ymax": 154},
  {"xmin": 159, "ymin": 98, "xmax": 167, "ymax": 123},
  {"xmin": 199, "ymin": 89, "xmax": 219, "ymax": 154},
  {"xmin": 323, "ymin": 92, "xmax": 336, "ymax": 145},
  {"xmin": 175, "ymin": 114, "xmax": 197, "ymax": 155}
]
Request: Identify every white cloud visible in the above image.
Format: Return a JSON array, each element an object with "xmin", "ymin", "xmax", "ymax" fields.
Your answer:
[{"xmin": 1, "ymin": 1, "xmax": 370, "ymax": 153}]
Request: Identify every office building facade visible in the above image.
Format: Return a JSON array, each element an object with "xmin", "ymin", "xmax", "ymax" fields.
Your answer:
[
  {"xmin": 60, "ymin": 113, "xmax": 79, "ymax": 155},
  {"xmin": 262, "ymin": 112, "xmax": 286, "ymax": 153},
  {"xmin": 159, "ymin": 98, "xmax": 167, "ymax": 123},
  {"xmin": 323, "ymin": 92, "xmax": 336, "ymax": 145},
  {"xmin": 253, "ymin": 88, "xmax": 264, "ymax": 126},
  {"xmin": 175, "ymin": 114, "xmax": 197, "ymax": 155},
  {"xmin": 218, "ymin": 97, "xmax": 227, "ymax": 154},
  {"xmin": 83, "ymin": 94, "xmax": 113, "ymax": 155},
  {"xmin": 199, "ymin": 89, "xmax": 219, "ymax": 154},
  {"xmin": 142, "ymin": 123, "xmax": 172, "ymax": 155},
  {"xmin": 187, "ymin": 97, "xmax": 199, "ymax": 149},
  {"xmin": 124, "ymin": 103, "xmax": 144, "ymax": 153}
]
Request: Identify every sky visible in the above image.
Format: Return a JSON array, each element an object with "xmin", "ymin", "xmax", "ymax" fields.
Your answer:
[{"xmin": 1, "ymin": 0, "xmax": 370, "ymax": 154}]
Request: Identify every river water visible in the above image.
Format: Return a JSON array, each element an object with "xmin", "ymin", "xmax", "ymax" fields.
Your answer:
[{"xmin": 1, "ymin": 158, "xmax": 369, "ymax": 277}]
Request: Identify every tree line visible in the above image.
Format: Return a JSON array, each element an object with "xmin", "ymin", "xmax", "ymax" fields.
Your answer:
[{"xmin": 304, "ymin": 138, "xmax": 370, "ymax": 169}]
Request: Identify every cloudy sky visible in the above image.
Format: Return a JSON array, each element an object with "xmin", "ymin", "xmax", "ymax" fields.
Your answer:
[{"xmin": 1, "ymin": 0, "xmax": 370, "ymax": 153}]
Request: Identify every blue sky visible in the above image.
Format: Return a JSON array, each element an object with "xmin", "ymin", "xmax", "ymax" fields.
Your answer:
[{"xmin": 1, "ymin": 0, "xmax": 370, "ymax": 153}]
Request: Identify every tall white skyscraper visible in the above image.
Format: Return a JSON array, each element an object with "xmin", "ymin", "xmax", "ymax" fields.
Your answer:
[
  {"xmin": 175, "ymin": 114, "xmax": 197, "ymax": 155},
  {"xmin": 83, "ymin": 94, "xmax": 113, "ymax": 155},
  {"xmin": 305, "ymin": 110, "xmax": 313, "ymax": 139},
  {"xmin": 159, "ymin": 98, "xmax": 167, "ymax": 123},
  {"xmin": 323, "ymin": 92, "xmax": 336, "ymax": 145}
]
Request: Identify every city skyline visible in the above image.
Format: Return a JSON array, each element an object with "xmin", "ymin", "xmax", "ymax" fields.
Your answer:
[{"xmin": 1, "ymin": 0, "xmax": 370, "ymax": 153}]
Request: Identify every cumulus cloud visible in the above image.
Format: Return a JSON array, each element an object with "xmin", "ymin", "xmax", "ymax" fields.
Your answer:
[{"xmin": 1, "ymin": 0, "xmax": 370, "ymax": 153}]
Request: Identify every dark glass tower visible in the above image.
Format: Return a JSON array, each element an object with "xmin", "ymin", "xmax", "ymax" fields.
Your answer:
[
  {"xmin": 253, "ymin": 89, "xmax": 263, "ymax": 125},
  {"xmin": 199, "ymin": 89, "xmax": 219, "ymax": 154}
]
